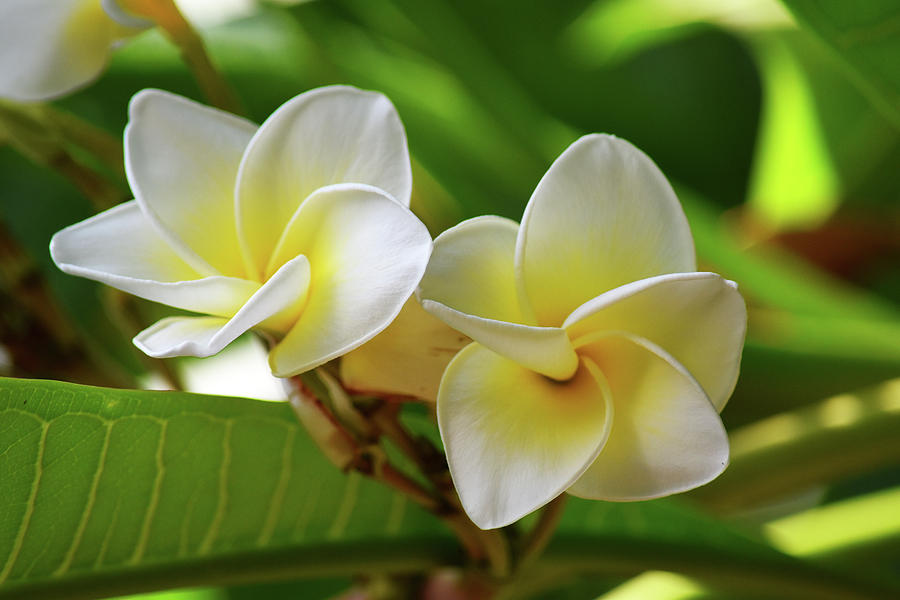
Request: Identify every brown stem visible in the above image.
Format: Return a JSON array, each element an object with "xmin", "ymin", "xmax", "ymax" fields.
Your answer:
[
  {"xmin": 0, "ymin": 100, "xmax": 127, "ymax": 210},
  {"xmin": 285, "ymin": 376, "xmax": 439, "ymax": 513},
  {"xmin": 119, "ymin": 0, "xmax": 243, "ymax": 114},
  {"xmin": 377, "ymin": 462, "xmax": 441, "ymax": 513},
  {"xmin": 287, "ymin": 374, "xmax": 515, "ymax": 579},
  {"xmin": 370, "ymin": 402, "xmax": 512, "ymax": 578},
  {"xmin": 516, "ymin": 494, "xmax": 567, "ymax": 570}
]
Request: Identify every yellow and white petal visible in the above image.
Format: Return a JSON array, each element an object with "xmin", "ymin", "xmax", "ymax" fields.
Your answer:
[
  {"xmin": 419, "ymin": 216, "xmax": 528, "ymax": 324},
  {"xmin": 565, "ymin": 272, "xmax": 747, "ymax": 411},
  {"xmin": 516, "ymin": 134, "xmax": 696, "ymax": 327},
  {"xmin": 570, "ymin": 333, "xmax": 728, "ymax": 501},
  {"xmin": 50, "ymin": 201, "xmax": 258, "ymax": 316},
  {"xmin": 267, "ymin": 184, "xmax": 431, "ymax": 377},
  {"xmin": 134, "ymin": 255, "xmax": 311, "ymax": 358},
  {"xmin": 125, "ymin": 89, "xmax": 257, "ymax": 278},
  {"xmin": 417, "ymin": 214, "xmax": 577, "ymax": 380},
  {"xmin": 236, "ymin": 85, "xmax": 412, "ymax": 278},
  {"xmin": 438, "ymin": 344, "xmax": 613, "ymax": 529},
  {"xmin": 340, "ymin": 297, "xmax": 469, "ymax": 402},
  {"xmin": 0, "ymin": 0, "xmax": 130, "ymax": 101},
  {"xmin": 419, "ymin": 301, "xmax": 577, "ymax": 381}
]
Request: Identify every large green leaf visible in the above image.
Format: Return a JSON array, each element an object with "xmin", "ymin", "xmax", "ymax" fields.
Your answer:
[
  {"xmin": 513, "ymin": 497, "xmax": 898, "ymax": 600},
  {"xmin": 692, "ymin": 378, "xmax": 900, "ymax": 512},
  {"xmin": 0, "ymin": 378, "xmax": 452, "ymax": 600},
  {"xmin": 778, "ymin": 0, "xmax": 900, "ymax": 128},
  {"xmin": 2, "ymin": 379, "xmax": 897, "ymax": 600}
]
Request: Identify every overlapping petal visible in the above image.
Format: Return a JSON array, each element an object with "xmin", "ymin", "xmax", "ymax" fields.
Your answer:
[
  {"xmin": 340, "ymin": 298, "xmax": 469, "ymax": 402},
  {"xmin": 0, "ymin": 0, "xmax": 139, "ymax": 101},
  {"xmin": 565, "ymin": 273, "xmax": 747, "ymax": 411},
  {"xmin": 419, "ymin": 216, "xmax": 526, "ymax": 323},
  {"xmin": 516, "ymin": 134, "xmax": 696, "ymax": 326},
  {"xmin": 134, "ymin": 254, "xmax": 310, "ymax": 358},
  {"xmin": 438, "ymin": 344, "xmax": 613, "ymax": 529},
  {"xmin": 267, "ymin": 184, "xmax": 431, "ymax": 377},
  {"xmin": 570, "ymin": 334, "xmax": 729, "ymax": 500},
  {"xmin": 50, "ymin": 201, "xmax": 258, "ymax": 316},
  {"xmin": 418, "ymin": 216, "xmax": 578, "ymax": 380},
  {"xmin": 125, "ymin": 89, "xmax": 257, "ymax": 278},
  {"xmin": 236, "ymin": 86, "xmax": 412, "ymax": 279}
]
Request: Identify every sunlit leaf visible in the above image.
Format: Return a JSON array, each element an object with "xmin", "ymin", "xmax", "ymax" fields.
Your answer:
[
  {"xmin": 520, "ymin": 497, "xmax": 899, "ymax": 600},
  {"xmin": 692, "ymin": 378, "xmax": 900, "ymax": 512},
  {"xmin": 778, "ymin": 0, "xmax": 900, "ymax": 127},
  {"xmin": 747, "ymin": 34, "xmax": 840, "ymax": 230},
  {"xmin": 0, "ymin": 378, "xmax": 451, "ymax": 599}
]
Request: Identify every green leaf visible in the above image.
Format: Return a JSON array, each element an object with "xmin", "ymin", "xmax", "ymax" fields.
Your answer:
[
  {"xmin": 692, "ymin": 378, "xmax": 900, "ymax": 513},
  {"xmin": 2, "ymin": 378, "xmax": 896, "ymax": 600},
  {"xmin": 765, "ymin": 485, "xmax": 900, "ymax": 571},
  {"xmin": 519, "ymin": 497, "xmax": 899, "ymax": 600},
  {"xmin": 778, "ymin": 0, "xmax": 900, "ymax": 128},
  {"xmin": 589, "ymin": 485, "xmax": 900, "ymax": 600},
  {"xmin": 0, "ymin": 378, "xmax": 453, "ymax": 600}
]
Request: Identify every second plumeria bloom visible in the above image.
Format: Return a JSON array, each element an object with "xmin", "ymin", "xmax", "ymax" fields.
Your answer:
[
  {"xmin": 419, "ymin": 134, "xmax": 747, "ymax": 529},
  {"xmin": 0, "ymin": 0, "xmax": 149, "ymax": 101},
  {"xmin": 51, "ymin": 85, "xmax": 432, "ymax": 377}
]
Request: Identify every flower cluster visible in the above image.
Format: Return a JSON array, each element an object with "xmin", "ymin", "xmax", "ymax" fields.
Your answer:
[{"xmin": 51, "ymin": 86, "xmax": 746, "ymax": 530}]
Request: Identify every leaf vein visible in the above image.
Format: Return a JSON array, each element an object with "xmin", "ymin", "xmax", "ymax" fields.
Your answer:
[
  {"xmin": 0, "ymin": 421, "xmax": 49, "ymax": 584},
  {"xmin": 53, "ymin": 421, "xmax": 112, "ymax": 577},
  {"xmin": 130, "ymin": 420, "xmax": 167, "ymax": 564},
  {"xmin": 327, "ymin": 471, "xmax": 360, "ymax": 540},
  {"xmin": 199, "ymin": 420, "xmax": 232, "ymax": 555},
  {"xmin": 257, "ymin": 427, "xmax": 295, "ymax": 547}
]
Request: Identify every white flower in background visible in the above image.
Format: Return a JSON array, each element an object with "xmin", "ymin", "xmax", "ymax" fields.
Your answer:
[
  {"xmin": 172, "ymin": 0, "xmax": 313, "ymax": 28},
  {"xmin": 0, "ymin": 0, "xmax": 149, "ymax": 102},
  {"xmin": 418, "ymin": 134, "xmax": 747, "ymax": 529},
  {"xmin": 51, "ymin": 85, "xmax": 432, "ymax": 377}
]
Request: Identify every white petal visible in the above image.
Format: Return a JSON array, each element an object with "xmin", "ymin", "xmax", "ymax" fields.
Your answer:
[
  {"xmin": 340, "ymin": 297, "xmax": 469, "ymax": 402},
  {"xmin": 50, "ymin": 201, "xmax": 258, "ymax": 316},
  {"xmin": 0, "ymin": 0, "xmax": 127, "ymax": 101},
  {"xmin": 236, "ymin": 85, "xmax": 412, "ymax": 278},
  {"xmin": 134, "ymin": 255, "xmax": 311, "ymax": 358},
  {"xmin": 419, "ymin": 216, "xmax": 528, "ymax": 323},
  {"xmin": 438, "ymin": 344, "xmax": 613, "ymax": 529},
  {"xmin": 516, "ymin": 134, "xmax": 696, "ymax": 327},
  {"xmin": 570, "ymin": 333, "xmax": 729, "ymax": 500},
  {"xmin": 267, "ymin": 184, "xmax": 431, "ymax": 377},
  {"xmin": 134, "ymin": 316, "xmax": 229, "ymax": 358},
  {"xmin": 565, "ymin": 272, "xmax": 747, "ymax": 411},
  {"xmin": 419, "ymin": 301, "xmax": 578, "ymax": 381},
  {"xmin": 417, "ymin": 215, "xmax": 577, "ymax": 380},
  {"xmin": 125, "ymin": 89, "xmax": 258, "ymax": 278}
]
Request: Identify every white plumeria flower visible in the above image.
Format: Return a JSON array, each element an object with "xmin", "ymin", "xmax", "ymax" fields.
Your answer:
[
  {"xmin": 51, "ymin": 85, "xmax": 432, "ymax": 377},
  {"xmin": 418, "ymin": 134, "xmax": 747, "ymax": 529},
  {"xmin": 0, "ymin": 0, "xmax": 149, "ymax": 101}
]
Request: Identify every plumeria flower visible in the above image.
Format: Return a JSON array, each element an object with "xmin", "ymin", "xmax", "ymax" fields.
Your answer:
[
  {"xmin": 51, "ymin": 85, "xmax": 432, "ymax": 377},
  {"xmin": 0, "ymin": 0, "xmax": 149, "ymax": 101},
  {"xmin": 418, "ymin": 134, "xmax": 747, "ymax": 529}
]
